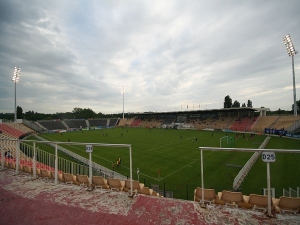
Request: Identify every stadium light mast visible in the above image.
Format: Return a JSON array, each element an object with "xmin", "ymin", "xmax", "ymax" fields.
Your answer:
[
  {"xmin": 122, "ymin": 86, "xmax": 125, "ymax": 119},
  {"xmin": 283, "ymin": 34, "xmax": 298, "ymax": 116},
  {"xmin": 12, "ymin": 67, "xmax": 21, "ymax": 122}
]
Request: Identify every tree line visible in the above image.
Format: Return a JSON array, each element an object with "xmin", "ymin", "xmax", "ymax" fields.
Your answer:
[
  {"xmin": 223, "ymin": 95, "xmax": 252, "ymax": 108},
  {"xmin": 0, "ymin": 107, "xmax": 122, "ymax": 121},
  {"xmin": 223, "ymin": 95, "xmax": 300, "ymax": 113},
  {"xmin": 1, "ymin": 97, "xmax": 299, "ymax": 121}
]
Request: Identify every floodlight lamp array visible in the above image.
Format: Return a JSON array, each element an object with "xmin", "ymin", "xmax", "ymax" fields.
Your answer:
[
  {"xmin": 283, "ymin": 34, "xmax": 297, "ymax": 57},
  {"xmin": 12, "ymin": 67, "xmax": 21, "ymax": 83}
]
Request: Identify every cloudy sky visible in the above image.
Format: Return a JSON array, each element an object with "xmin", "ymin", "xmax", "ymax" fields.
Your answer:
[{"xmin": 0, "ymin": 0, "xmax": 299, "ymax": 115}]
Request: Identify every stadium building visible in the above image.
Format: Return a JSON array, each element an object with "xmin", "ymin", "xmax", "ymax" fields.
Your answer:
[{"xmin": 1, "ymin": 108, "xmax": 300, "ymax": 224}]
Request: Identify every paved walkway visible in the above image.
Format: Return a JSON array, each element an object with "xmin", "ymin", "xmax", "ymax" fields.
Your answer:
[{"xmin": 0, "ymin": 170, "xmax": 299, "ymax": 225}]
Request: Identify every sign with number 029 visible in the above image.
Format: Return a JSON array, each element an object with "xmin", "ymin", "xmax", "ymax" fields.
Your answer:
[{"xmin": 262, "ymin": 152, "xmax": 276, "ymax": 162}]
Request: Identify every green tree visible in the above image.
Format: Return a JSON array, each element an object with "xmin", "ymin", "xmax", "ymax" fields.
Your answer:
[
  {"xmin": 82, "ymin": 108, "xmax": 96, "ymax": 119},
  {"xmin": 242, "ymin": 103, "xmax": 246, "ymax": 107},
  {"xmin": 292, "ymin": 100, "xmax": 300, "ymax": 113},
  {"xmin": 23, "ymin": 111, "xmax": 50, "ymax": 121},
  {"xmin": 72, "ymin": 107, "xmax": 83, "ymax": 118},
  {"xmin": 276, "ymin": 108, "xmax": 282, "ymax": 115},
  {"xmin": 97, "ymin": 112, "xmax": 105, "ymax": 118},
  {"xmin": 72, "ymin": 107, "xmax": 96, "ymax": 119},
  {"xmin": 232, "ymin": 100, "xmax": 240, "ymax": 108},
  {"xmin": 247, "ymin": 100, "xmax": 252, "ymax": 108},
  {"xmin": 224, "ymin": 95, "xmax": 232, "ymax": 108},
  {"xmin": 0, "ymin": 113, "xmax": 13, "ymax": 121},
  {"xmin": 17, "ymin": 106, "xmax": 23, "ymax": 119}
]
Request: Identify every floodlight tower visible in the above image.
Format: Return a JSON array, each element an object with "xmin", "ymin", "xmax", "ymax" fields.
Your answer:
[
  {"xmin": 283, "ymin": 34, "xmax": 298, "ymax": 116},
  {"xmin": 122, "ymin": 86, "xmax": 125, "ymax": 119},
  {"xmin": 12, "ymin": 67, "xmax": 21, "ymax": 122}
]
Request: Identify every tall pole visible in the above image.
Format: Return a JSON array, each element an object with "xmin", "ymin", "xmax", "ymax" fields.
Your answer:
[
  {"xmin": 55, "ymin": 143, "xmax": 58, "ymax": 185},
  {"xmin": 129, "ymin": 146, "xmax": 133, "ymax": 196},
  {"xmin": 12, "ymin": 67, "xmax": 21, "ymax": 123},
  {"xmin": 267, "ymin": 162, "xmax": 272, "ymax": 217},
  {"xmin": 89, "ymin": 151, "xmax": 92, "ymax": 188},
  {"xmin": 14, "ymin": 81, "xmax": 17, "ymax": 122},
  {"xmin": 200, "ymin": 149, "xmax": 205, "ymax": 208},
  {"xmin": 292, "ymin": 55, "xmax": 297, "ymax": 116},
  {"xmin": 122, "ymin": 86, "xmax": 125, "ymax": 119},
  {"xmin": 283, "ymin": 34, "xmax": 297, "ymax": 116}
]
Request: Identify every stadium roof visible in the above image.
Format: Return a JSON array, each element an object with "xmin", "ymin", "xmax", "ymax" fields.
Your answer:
[{"xmin": 131, "ymin": 107, "xmax": 269, "ymax": 116}]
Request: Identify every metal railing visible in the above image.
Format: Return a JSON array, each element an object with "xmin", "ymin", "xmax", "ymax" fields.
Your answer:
[
  {"xmin": 287, "ymin": 119, "xmax": 300, "ymax": 133},
  {"xmin": 232, "ymin": 136, "xmax": 270, "ymax": 190},
  {"xmin": 283, "ymin": 187, "xmax": 300, "ymax": 197},
  {"xmin": 18, "ymin": 142, "xmax": 90, "ymax": 175},
  {"xmin": 199, "ymin": 146, "xmax": 300, "ymax": 217},
  {"xmin": 0, "ymin": 138, "xmax": 133, "ymax": 194},
  {"xmin": 34, "ymin": 135, "xmax": 127, "ymax": 180},
  {"xmin": 263, "ymin": 188, "xmax": 276, "ymax": 198},
  {"xmin": 22, "ymin": 119, "xmax": 42, "ymax": 132}
]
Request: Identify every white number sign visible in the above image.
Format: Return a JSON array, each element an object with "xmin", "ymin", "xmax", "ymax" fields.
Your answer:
[
  {"xmin": 262, "ymin": 152, "xmax": 276, "ymax": 162},
  {"xmin": 86, "ymin": 145, "xmax": 93, "ymax": 153}
]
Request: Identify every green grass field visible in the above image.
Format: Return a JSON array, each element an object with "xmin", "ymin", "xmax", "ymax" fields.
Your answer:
[{"xmin": 32, "ymin": 127, "xmax": 300, "ymax": 200}]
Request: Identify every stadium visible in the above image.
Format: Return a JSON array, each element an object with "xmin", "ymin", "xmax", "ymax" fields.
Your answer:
[
  {"xmin": 1, "ymin": 1, "xmax": 300, "ymax": 224},
  {"xmin": 1, "ymin": 108, "xmax": 300, "ymax": 224}
]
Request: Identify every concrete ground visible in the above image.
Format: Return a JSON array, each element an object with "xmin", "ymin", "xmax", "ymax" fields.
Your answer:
[{"xmin": 0, "ymin": 169, "xmax": 299, "ymax": 225}]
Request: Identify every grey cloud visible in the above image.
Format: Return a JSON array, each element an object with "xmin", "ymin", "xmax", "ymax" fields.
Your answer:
[{"xmin": 0, "ymin": 0, "xmax": 299, "ymax": 114}]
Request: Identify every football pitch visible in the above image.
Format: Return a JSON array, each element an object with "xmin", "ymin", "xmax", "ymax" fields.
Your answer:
[{"xmin": 34, "ymin": 127, "xmax": 300, "ymax": 200}]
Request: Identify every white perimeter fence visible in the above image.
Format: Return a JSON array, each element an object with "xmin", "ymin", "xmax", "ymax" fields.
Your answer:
[
  {"xmin": 283, "ymin": 187, "xmax": 300, "ymax": 198},
  {"xmin": 232, "ymin": 136, "xmax": 270, "ymax": 190},
  {"xmin": 0, "ymin": 138, "xmax": 130, "ymax": 185},
  {"xmin": 33, "ymin": 135, "xmax": 127, "ymax": 180},
  {"xmin": 287, "ymin": 119, "xmax": 300, "ymax": 133},
  {"xmin": 199, "ymin": 146, "xmax": 300, "ymax": 217}
]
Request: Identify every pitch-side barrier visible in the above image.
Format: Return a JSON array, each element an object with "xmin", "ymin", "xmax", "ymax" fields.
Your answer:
[
  {"xmin": 0, "ymin": 138, "xmax": 136, "ymax": 196},
  {"xmin": 199, "ymin": 146, "xmax": 300, "ymax": 217},
  {"xmin": 232, "ymin": 136, "xmax": 270, "ymax": 190}
]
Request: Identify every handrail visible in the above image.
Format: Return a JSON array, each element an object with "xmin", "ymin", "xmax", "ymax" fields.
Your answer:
[
  {"xmin": 34, "ymin": 135, "xmax": 127, "ymax": 180},
  {"xmin": 232, "ymin": 136, "xmax": 270, "ymax": 190}
]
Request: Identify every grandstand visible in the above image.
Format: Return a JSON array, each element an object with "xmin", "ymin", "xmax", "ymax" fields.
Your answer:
[
  {"xmin": 3, "ymin": 108, "xmax": 300, "ymax": 134},
  {"xmin": 129, "ymin": 118, "xmax": 142, "ymax": 127},
  {"xmin": 124, "ymin": 118, "xmax": 135, "ymax": 126},
  {"xmin": 142, "ymin": 118, "xmax": 163, "ymax": 128},
  {"xmin": 0, "ymin": 123, "xmax": 25, "ymax": 138},
  {"xmin": 88, "ymin": 118, "xmax": 108, "ymax": 127},
  {"xmin": 251, "ymin": 116, "xmax": 279, "ymax": 133},
  {"xmin": 0, "ymin": 109, "xmax": 300, "ymax": 223},
  {"xmin": 161, "ymin": 115, "xmax": 176, "ymax": 128},
  {"xmin": 108, "ymin": 118, "xmax": 119, "ymax": 127},
  {"xmin": 64, "ymin": 119, "xmax": 88, "ymax": 129},
  {"xmin": 270, "ymin": 116, "xmax": 300, "ymax": 130},
  {"xmin": 19, "ymin": 118, "xmax": 122, "ymax": 132},
  {"xmin": 38, "ymin": 120, "xmax": 66, "ymax": 130},
  {"xmin": 214, "ymin": 116, "xmax": 236, "ymax": 130},
  {"xmin": 117, "ymin": 118, "xmax": 127, "ymax": 126},
  {"xmin": 231, "ymin": 116, "xmax": 258, "ymax": 132}
]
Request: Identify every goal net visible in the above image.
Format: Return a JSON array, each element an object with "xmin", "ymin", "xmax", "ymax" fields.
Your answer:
[{"xmin": 220, "ymin": 136, "xmax": 235, "ymax": 147}]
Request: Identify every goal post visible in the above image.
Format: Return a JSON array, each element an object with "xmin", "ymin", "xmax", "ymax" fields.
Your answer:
[
  {"xmin": 220, "ymin": 136, "xmax": 228, "ymax": 147},
  {"xmin": 220, "ymin": 136, "xmax": 234, "ymax": 147}
]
